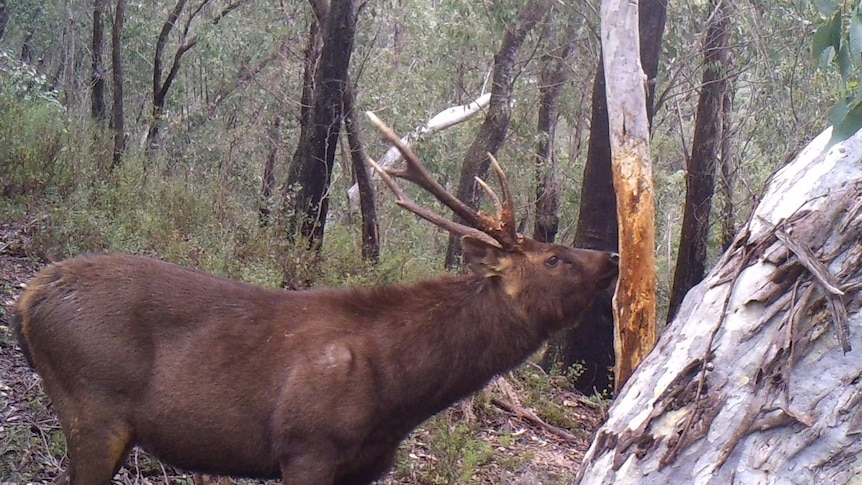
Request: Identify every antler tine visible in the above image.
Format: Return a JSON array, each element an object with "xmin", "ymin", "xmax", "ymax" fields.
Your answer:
[
  {"xmin": 365, "ymin": 154, "xmax": 502, "ymax": 248},
  {"xmin": 366, "ymin": 112, "xmax": 482, "ymax": 227},
  {"xmin": 474, "ymin": 176, "xmax": 503, "ymax": 219},
  {"xmin": 487, "ymin": 153, "xmax": 519, "ymax": 240}
]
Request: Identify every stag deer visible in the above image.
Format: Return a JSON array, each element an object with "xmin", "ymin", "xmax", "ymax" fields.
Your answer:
[{"xmin": 13, "ymin": 113, "xmax": 618, "ymax": 485}]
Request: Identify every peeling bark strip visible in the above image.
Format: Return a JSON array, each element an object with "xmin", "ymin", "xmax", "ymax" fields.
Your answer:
[
  {"xmin": 601, "ymin": 0, "xmax": 657, "ymax": 390},
  {"xmin": 577, "ymin": 127, "xmax": 862, "ymax": 484}
]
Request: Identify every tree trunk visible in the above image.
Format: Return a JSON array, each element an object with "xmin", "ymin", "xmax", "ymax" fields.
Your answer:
[
  {"xmin": 0, "ymin": 0, "xmax": 9, "ymax": 41},
  {"xmin": 602, "ymin": 0, "xmax": 657, "ymax": 390},
  {"xmin": 667, "ymin": 0, "xmax": 732, "ymax": 322},
  {"xmin": 145, "ymin": 0, "xmax": 245, "ymax": 155},
  {"xmin": 578, "ymin": 126, "xmax": 862, "ymax": 484},
  {"xmin": 343, "ymin": 84, "xmax": 379, "ymax": 263},
  {"xmin": 283, "ymin": 0, "xmax": 358, "ymax": 250},
  {"xmin": 91, "ymin": 0, "xmax": 107, "ymax": 122},
  {"xmin": 259, "ymin": 116, "xmax": 283, "ymax": 227},
  {"xmin": 543, "ymin": 0, "xmax": 666, "ymax": 395},
  {"xmin": 110, "ymin": 0, "xmax": 125, "ymax": 169},
  {"xmin": 532, "ymin": 8, "xmax": 576, "ymax": 244},
  {"xmin": 718, "ymin": 82, "xmax": 736, "ymax": 250},
  {"xmin": 443, "ymin": 0, "xmax": 551, "ymax": 269}
]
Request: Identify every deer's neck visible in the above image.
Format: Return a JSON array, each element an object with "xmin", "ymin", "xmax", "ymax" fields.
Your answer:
[{"xmin": 367, "ymin": 276, "xmax": 545, "ymax": 425}]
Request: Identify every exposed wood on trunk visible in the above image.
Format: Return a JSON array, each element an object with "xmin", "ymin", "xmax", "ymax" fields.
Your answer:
[
  {"xmin": 443, "ymin": 0, "xmax": 552, "ymax": 269},
  {"xmin": 547, "ymin": 0, "xmax": 666, "ymax": 395},
  {"xmin": 667, "ymin": 0, "xmax": 733, "ymax": 322},
  {"xmin": 577, "ymin": 126, "xmax": 862, "ymax": 484},
  {"xmin": 601, "ymin": 0, "xmax": 657, "ymax": 390},
  {"xmin": 719, "ymin": 83, "xmax": 736, "ymax": 250}
]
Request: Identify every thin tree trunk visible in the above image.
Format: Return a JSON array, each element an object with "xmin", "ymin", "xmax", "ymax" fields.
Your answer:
[
  {"xmin": 444, "ymin": 0, "xmax": 552, "ymax": 268},
  {"xmin": 284, "ymin": 0, "xmax": 358, "ymax": 250},
  {"xmin": 543, "ymin": 0, "xmax": 666, "ymax": 394},
  {"xmin": 110, "ymin": 0, "xmax": 125, "ymax": 169},
  {"xmin": 602, "ymin": 0, "xmax": 657, "ymax": 390},
  {"xmin": 719, "ymin": 82, "xmax": 736, "ymax": 250},
  {"xmin": 259, "ymin": 116, "xmax": 283, "ymax": 227},
  {"xmin": 0, "ymin": 0, "xmax": 9, "ymax": 41},
  {"xmin": 343, "ymin": 84, "xmax": 379, "ymax": 262},
  {"xmin": 667, "ymin": 0, "xmax": 732, "ymax": 323},
  {"xmin": 283, "ymin": 7, "xmax": 324, "ymax": 230},
  {"xmin": 578, "ymin": 125, "xmax": 862, "ymax": 485},
  {"xmin": 91, "ymin": 0, "xmax": 107, "ymax": 122},
  {"xmin": 532, "ymin": 9, "xmax": 576, "ymax": 243}
]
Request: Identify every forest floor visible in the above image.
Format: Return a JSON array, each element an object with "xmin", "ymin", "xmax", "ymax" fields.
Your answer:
[{"xmin": 0, "ymin": 219, "xmax": 607, "ymax": 484}]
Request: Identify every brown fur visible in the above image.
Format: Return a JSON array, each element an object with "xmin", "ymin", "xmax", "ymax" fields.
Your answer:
[{"xmin": 16, "ymin": 237, "xmax": 617, "ymax": 485}]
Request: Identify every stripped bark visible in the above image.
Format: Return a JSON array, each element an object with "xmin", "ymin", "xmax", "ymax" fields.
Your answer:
[
  {"xmin": 578, "ymin": 126, "xmax": 862, "ymax": 484},
  {"xmin": 601, "ymin": 0, "xmax": 657, "ymax": 390}
]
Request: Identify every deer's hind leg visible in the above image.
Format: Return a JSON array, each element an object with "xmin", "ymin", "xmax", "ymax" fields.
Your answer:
[{"xmin": 52, "ymin": 396, "xmax": 135, "ymax": 485}]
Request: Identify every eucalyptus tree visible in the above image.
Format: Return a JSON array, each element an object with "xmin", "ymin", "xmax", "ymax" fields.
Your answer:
[
  {"xmin": 283, "ymin": 0, "xmax": 359, "ymax": 251},
  {"xmin": 543, "ymin": 0, "xmax": 667, "ymax": 395},
  {"xmin": 145, "ymin": 0, "xmax": 248, "ymax": 155},
  {"xmin": 667, "ymin": 0, "xmax": 733, "ymax": 323},
  {"xmin": 90, "ymin": 0, "xmax": 106, "ymax": 122},
  {"xmin": 443, "ymin": 0, "xmax": 553, "ymax": 269},
  {"xmin": 110, "ymin": 0, "xmax": 124, "ymax": 168}
]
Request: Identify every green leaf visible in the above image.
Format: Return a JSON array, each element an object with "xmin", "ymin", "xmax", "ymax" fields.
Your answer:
[
  {"xmin": 828, "ymin": 97, "xmax": 850, "ymax": 126},
  {"xmin": 813, "ymin": 0, "xmax": 840, "ymax": 17},
  {"xmin": 813, "ymin": 14, "xmax": 841, "ymax": 60},
  {"xmin": 838, "ymin": 42, "xmax": 853, "ymax": 78},
  {"xmin": 829, "ymin": 98, "xmax": 862, "ymax": 146},
  {"xmin": 850, "ymin": 11, "xmax": 862, "ymax": 61}
]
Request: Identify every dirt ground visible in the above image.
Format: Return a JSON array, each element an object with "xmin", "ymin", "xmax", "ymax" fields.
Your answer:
[{"xmin": 0, "ymin": 220, "xmax": 605, "ymax": 484}]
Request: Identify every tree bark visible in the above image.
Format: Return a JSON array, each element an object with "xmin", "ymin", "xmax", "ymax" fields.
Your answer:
[
  {"xmin": 91, "ymin": 0, "xmax": 107, "ymax": 122},
  {"xmin": 544, "ymin": 0, "xmax": 666, "ymax": 395},
  {"xmin": 667, "ymin": 0, "xmax": 733, "ymax": 322},
  {"xmin": 90, "ymin": 0, "xmax": 107, "ymax": 122},
  {"xmin": 0, "ymin": 0, "xmax": 9, "ymax": 41},
  {"xmin": 602, "ymin": 0, "xmax": 657, "ymax": 390},
  {"xmin": 578, "ymin": 126, "xmax": 862, "ymax": 485},
  {"xmin": 259, "ymin": 116, "xmax": 283, "ymax": 227},
  {"xmin": 283, "ymin": 0, "xmax": 358, "ymax": 250},
  {"xmin": 110, "ymin": 0, "xmax": 125, "ymax": 169},
  {"xmin": 443, "ymin": 0, "xmax": 552, "ymax": 269},
  {"xmin": 719, "ymin": 82, "xmax": 736, "ymax": 250},
  {"xmin": 532, "ymin": 8, "xmax": 576, "ymax": 243},
  {"xmin": 343, "ymin": 84, "xmax": 379, "ymax": 263},
  {"xmin": 145, "ymin": 0, "xmax": 245, "ymax": 155}
]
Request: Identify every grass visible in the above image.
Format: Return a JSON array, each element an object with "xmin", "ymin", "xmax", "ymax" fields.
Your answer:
[{"xmin": 0, "ymin": 73, "xmax": 604, "ymax": 485}]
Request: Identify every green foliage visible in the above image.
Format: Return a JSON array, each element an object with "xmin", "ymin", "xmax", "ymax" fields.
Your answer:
[{"xmin": 811, "ymin": 0, "xmax": 862, "ymax": 144}]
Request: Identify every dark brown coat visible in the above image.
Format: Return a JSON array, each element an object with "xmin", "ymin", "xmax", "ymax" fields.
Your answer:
[{"xmin": 14, "ymin": 237, "xmax": 617, "ymax": 485}]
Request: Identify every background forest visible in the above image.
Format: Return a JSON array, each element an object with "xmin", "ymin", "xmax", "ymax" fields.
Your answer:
[{"xmin": 0, "ymin": 0, "xmax": 848, "ymax": 483}]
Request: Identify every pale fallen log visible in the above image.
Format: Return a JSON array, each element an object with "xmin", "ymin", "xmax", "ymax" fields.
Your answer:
[{"xmin": 577, "ymin": 126, "xmax": 862, "ymax": 484}]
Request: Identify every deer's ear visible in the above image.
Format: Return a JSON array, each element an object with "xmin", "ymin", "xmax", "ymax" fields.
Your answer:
[{"xmin": 461, "ymin": 236, "xmax": 508, "ymax": 277}]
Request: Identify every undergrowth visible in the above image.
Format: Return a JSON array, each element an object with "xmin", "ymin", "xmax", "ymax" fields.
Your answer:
[{"xmin": 0, "ymin": 73, "xmax": 599, "ymax": 485}]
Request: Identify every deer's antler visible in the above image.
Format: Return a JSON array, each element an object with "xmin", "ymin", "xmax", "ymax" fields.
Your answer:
[{"xmin": 366, "ymin": 112, "xmax": 522, "ymax": 251}]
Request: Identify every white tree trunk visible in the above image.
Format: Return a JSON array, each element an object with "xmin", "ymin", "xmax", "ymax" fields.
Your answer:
[
  {"xmin": 577, "ymin": 127, "xmax": 862, "ymax": 484},
  {"xmin": 601, "ymin": 0, "xmax": 657, "ymax": 389},
  {"xmin": 347, "ymin": 93, "xmax": 491, "ymax": 214}
]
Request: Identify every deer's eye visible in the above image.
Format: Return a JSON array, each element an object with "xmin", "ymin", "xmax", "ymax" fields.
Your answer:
[{"xmin": 545, "ymin": 255, "xmax": 560, "ymax": 268}]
